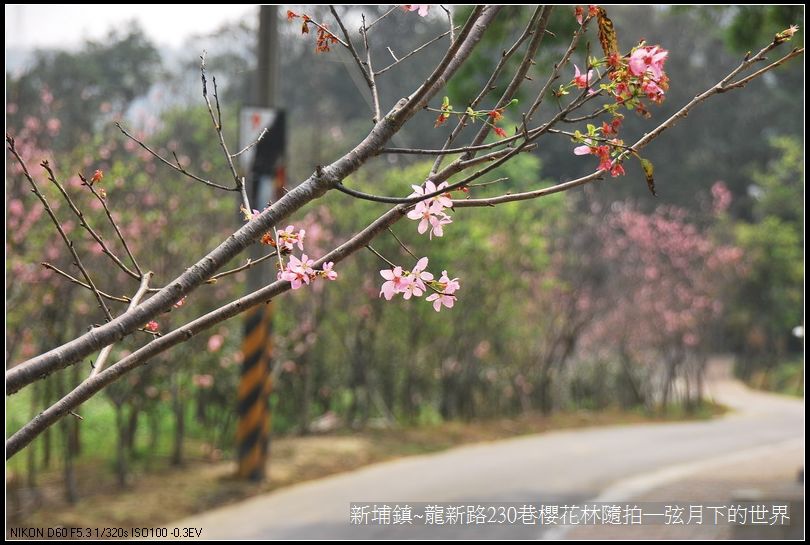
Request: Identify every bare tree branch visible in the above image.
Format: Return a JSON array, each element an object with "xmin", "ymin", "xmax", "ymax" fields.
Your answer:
[
  {"xmin": 40, "ymin": 263, "xmax": 131, "ymax": 303},
  {"xmin": 80, "ymin": 174, "xmax": 144, "ymax": 277},
  {"xmin": 200, "ymin": 52, "xmax": 251, "ymax": 212},
  {"xmin": 39, "ymin": 162, "xmax": 140, "ymax": 281},
  {"xmin": 6, "ymin": 138, "xmax": 113, "ymax": 321},
  {"xmin": 114, "ymin": 122, "xmax": 234, "ymax": 191}
]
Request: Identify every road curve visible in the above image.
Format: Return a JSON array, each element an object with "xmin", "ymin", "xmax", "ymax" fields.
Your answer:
[{"xmin": 173, "ymin": 361, "xmax": 803, "ymax": 539}]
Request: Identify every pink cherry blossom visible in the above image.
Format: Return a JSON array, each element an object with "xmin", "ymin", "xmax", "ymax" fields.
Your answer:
[
  {"xmin": 629, "ymin": 45, "xmax": 668, "ymax": 80},
  {"xmin": 321, "ymin": 261, "xmax": 338, "ymax": 280},
  {"xmin": 145, "ymin": 321, "xmax": 159, "ymax": 332},
  {"xmin": 427, "ymin": 212, "xmax": 453, "ymax": 239},
  {"xmin": 426, "ymin": 270, "xmax": 460, "ymax": 312},
  {"xmin": 277, "ymin": 225, "xmax": 306, "ymax": 252},
  {"xmin": 409, "ymin": 180, "xmax": 453, "ymax": 210},
  {"xmin": 574, "ymin": 144, "xmax": 593, "ymax": 156},
  {"xmin": 407, "ymin": 181, "xmax": 454, "ymax": 237},
  {"xmin": 403, "ymin": 257, "xmax": 434, "ymax": 299},
  {"xmin": 403, "ymin": 4, "xmax": 430, "ymax": 16},
  {"xmin": 426, "ymin": 292, "xmax": 456, "ymax": 312},
  {"xmin": 280, "ymin": 254, "xmax": 315, "ymax": 289},
  {"xmin": 573, "ymin": 64, "xmax": 595, "ymax": 90},
  {"xmin": 379, "ymin": 266, "xmax": 412, "ymax": 300}
]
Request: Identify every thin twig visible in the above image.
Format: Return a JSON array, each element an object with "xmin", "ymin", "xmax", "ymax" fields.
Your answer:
[
  {"xmin": 386, "ymin": 228, "xmax": 419, "ymax": 261},
  {"xmin": 330, "ymin": 6, "xmax": 373, "ymax": 90},
  {"xmin": 41, "ymin": 263, "xmax": 131, "ymax": 303},
  {"xmin": 80, "ymin": 174, "xmax": 144, "ymax": 277},
  {"xmin": 231, "ymin": 127, "xmax": 268, "ymax": 158},
  {"xmin": 721, "ymin": 47, "xmax": 804, "ymax": 91},
  {"xmin": 359, "ymin": 14, "xmax": 382, "ymax": 123},
  {"xmin": 366, "ymin": 244, "xmax": 396, "ymax": 268},
  {"xmin": 375, "ymin": 28, "xmax": 457, "ymax": 76},
  {"xmin": 365, "ymin": 6, "xmax": 399, "ymax": 31},
  {"xmin": 114, "ymin": 122, "xmax": 233, "ymax": 191},
  {"xmin": 206, "ymin": 250, "xmax": 279, "ymax": 283}
]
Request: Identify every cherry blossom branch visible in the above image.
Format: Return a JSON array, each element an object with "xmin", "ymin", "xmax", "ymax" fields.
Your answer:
[
  {"xmin": 6, "ymin": 6, "xmax": 500, "ymax": 394},
  {"xmin": 6, "ymin": 136, "xmax": 113, "ymax": 321},
  {"xmin": 80, "ymin": 173, "xmax": 144, "ymax": 277},
  {"xmin": 631, "ymin": 43, "xmax": 804, "ymax": 153},
  {"xmin": 453, "ymin": 41, "xmax": 805, "ymax": 209},
  {"xmin": 40, "ymin": 263, "xmax": 131, "ymax": 303},
  {"xmin": 89, "ymin": 271, "xmax": 153, "ymax": 378},
  {"xmin": 39, "ymin": 162, "xmax": 140, "ymax": 281},
  {"xmin": 114, "ymin": 122, "xmax": 233, "ymax": 191},
  {"xmin": 4, "ymin": 23, "xmax": 802, "ymax": 448}
]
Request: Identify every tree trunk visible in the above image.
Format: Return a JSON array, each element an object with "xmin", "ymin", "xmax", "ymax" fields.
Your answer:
[{"xmin": 171, "ymin": 376, "xmax": 185, "ymax": 466}]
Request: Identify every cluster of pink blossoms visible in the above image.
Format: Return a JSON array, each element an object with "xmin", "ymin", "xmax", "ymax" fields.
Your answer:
[
  {"xmin": 279, "ymin": 253, "xmax": 337, "ymax": 289},
  {"xmin": 271, "ymin": 225, "xmax": 337, "ymax": 290},
  {"xmin": 276, "ymin": 225, "xmax": 306, "ymax": 252},
  {"xmin": 380, "ymin": 257, "xmax": 460, "ymax": 312},
  {"xmin": 568, "ymin": 7, "xmax": 670, "ymax": 178},
  {"xmin": 407, "ymin": 181, "xmax": 453, "ymax": 238}
]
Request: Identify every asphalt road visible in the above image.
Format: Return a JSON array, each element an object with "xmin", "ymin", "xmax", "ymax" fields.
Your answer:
[{"xmin": 173, "ymin": 360, "xmax": 803, "ymax": 539}]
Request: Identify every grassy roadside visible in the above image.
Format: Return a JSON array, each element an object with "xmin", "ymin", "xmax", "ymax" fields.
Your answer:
[
  {"xmin": 7, "ymin": 404, "xmax": 724, "ymax": 530},
  {"xmin": 746, "ymin": 358, "xmax": 804, "ymax": 397}
]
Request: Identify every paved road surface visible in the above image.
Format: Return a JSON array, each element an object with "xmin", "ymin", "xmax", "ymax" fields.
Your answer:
[{"xmin": 174, "ymin": 360, "xmax": 803, "ymax": 539}]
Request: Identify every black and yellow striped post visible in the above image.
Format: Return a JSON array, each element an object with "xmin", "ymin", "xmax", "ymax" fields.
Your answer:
[
  {"xmin": 235, "ymin": 6, "xmax": 285, "ymax": 481},
  {"xmin": 236, "ymin": 305, "xmax": 273, "ymax": 480}
]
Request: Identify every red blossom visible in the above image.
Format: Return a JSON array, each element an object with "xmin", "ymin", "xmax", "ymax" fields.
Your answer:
[
  {"xmin": 493, "ymin": 126, "xmax": 507, "ymax": 138},
  {"xmin": 90, "ymin": 169, "xmax": 103, "ymax": 184}
]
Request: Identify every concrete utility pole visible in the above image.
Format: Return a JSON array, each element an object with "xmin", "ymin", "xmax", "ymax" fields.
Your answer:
[{"xmin": 236, "ymin": 5, "xmax": 285, "ymax": 481}]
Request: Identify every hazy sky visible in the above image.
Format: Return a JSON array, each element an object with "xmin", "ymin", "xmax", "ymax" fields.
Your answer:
[{"xmin": 5, "ymin": 4, "xmax": 257, "ymax": 50}]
